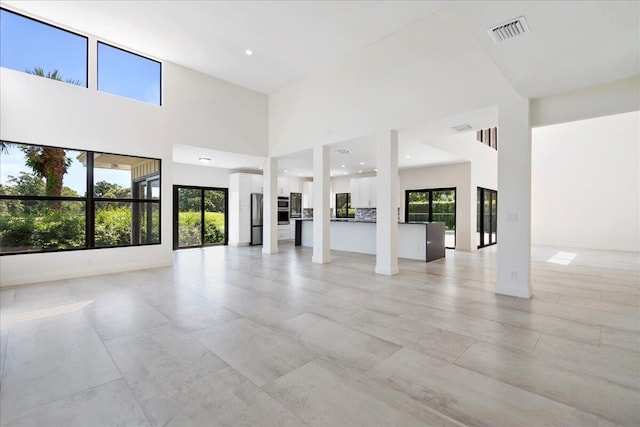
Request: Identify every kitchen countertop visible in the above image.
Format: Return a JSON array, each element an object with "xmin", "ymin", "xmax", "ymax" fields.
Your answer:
[
  {"xmin": 295, "ymin": 218, "xmax": 376, "ymax": 223},
  {"xmin": 296, "ymin": 218, "xmax": 434, "ymax": 224}
]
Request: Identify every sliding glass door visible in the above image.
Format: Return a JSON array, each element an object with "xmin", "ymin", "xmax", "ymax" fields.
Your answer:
[
  {"xmin": 173, "ymin": 186, "xmax": 228, "ymax": 249},
  {"xmin": 477, "ymin": 187, "xmax": 497, "ymax": 248},
  {"xmin": 405, "ymin": 188, "xmax": 456, "ymax": 249}
]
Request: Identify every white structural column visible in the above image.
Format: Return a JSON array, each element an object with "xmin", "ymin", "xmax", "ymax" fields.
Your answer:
[
  {"xmin": 375, "ymin": 129, "xmax": 399, "ymax": 275},
  {"xmin": 496, "ymin": 98, "xmax": 533, "ymax": 298},
  {"xmin": 312, "ymin": 145, "xmax": 331, "ymax": 264},
  {"xmin": 262, "ymin": 157, "xmax": 279, "ymax": 255}
]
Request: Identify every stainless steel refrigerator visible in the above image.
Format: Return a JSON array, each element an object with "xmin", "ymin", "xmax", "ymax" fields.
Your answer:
[{"xmin": 250, "ymin": 193, "xmax": 263, "ymax": 245}]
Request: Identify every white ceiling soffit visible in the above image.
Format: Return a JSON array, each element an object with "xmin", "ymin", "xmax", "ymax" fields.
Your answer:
[
  {"xmin": 276, "ymin": 134, "xmax": 465, "ymax": 178},
  {"xmin": 173, "ymin": 144, "xmax": 265, "ymax": 171},
  {"xmin": 453, "ymin": 1, "xmax": 640, "ymax": 99},
  {"xmin": 4, "ymin": 1, "xmax": 444, "ymax": 94},
  {"xmin": 400, "ymin": 106, "xmax": 498, "ymax": 144}
]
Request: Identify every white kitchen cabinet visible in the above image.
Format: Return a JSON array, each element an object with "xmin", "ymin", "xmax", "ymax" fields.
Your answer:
[
  {"xmin": 350, "ymin": 178, "xmax": 360, "ymax": 208},
  {"xmin": 367, "ymin": 177, "xmax": 376, "ymax": 207},
  {"xmin": 302, "ymin": 181, "xmax": 313, "ymax": 209},
  {"xmin": 277, "ymin": 177, "xmax": 290, "ymax": 196},
  {"xmin": 250, "ymin": 174, "xmax": 263, "ymax": 194},
  {"xmin": 350, "ymin": 177, "xmax": 377, "ymax": 208}
]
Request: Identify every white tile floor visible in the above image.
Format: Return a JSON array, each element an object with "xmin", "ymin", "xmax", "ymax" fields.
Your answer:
[{"xmin": 0, "ymin": 244, "xmax": 638, "ymax": 426}]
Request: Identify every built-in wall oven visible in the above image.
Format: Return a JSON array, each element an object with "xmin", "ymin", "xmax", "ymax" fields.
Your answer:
[{"xmin": 278, "ymin": 197, "xmax": 290, "ymax": 225}]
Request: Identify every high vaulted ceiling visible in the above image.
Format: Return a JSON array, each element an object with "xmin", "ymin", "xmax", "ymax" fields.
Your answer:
[{"xmin": 5, "ymin": 1, "xmax": 638, "ymax": 97}]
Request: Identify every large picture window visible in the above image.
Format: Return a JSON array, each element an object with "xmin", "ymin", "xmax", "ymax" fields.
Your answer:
[
  {"xmin": 0, "ymin": 8, "xmax": 88, "ymax": 87},
  {"xmin": 98, "ymin": 42, "xmax": 161, "ymax": 105},
  {"xmin": 405, "ymin": 188, "xmax": 456, "ymax": 249},
  {"xmin": 0, "ymin": 141, "xmax": 161, "ymax": 255}
]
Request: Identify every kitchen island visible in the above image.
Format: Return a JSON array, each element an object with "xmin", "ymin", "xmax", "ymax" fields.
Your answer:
[{"xmin": 294, "ymin": 219, "xmax": 445, "ymax": 262}]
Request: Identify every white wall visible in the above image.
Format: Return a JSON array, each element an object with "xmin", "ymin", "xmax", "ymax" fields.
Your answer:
[
  {"xmin": 268, "ymin": 6, "xmax": 519, "ymax": 157},
  {"xmin": 531, "ymin": 76, "xmax": 640, "ymax": 128},
  {"xmin": 172, "ymin": 163, "xmax": 230, "ymax": 189},
  {"xmin": 531, "ymin": 111, "xmax": 640, "ymax": 252},
  {"xmin": 164, "ymin": 63, "xmax": 268, "ymax": 157},
  {"xmin": 1, "ymin": 34, "xmax": 268, "ymax": 286},
  {"xmin": 399, "ymin": 163, "xmax": 473, "ymax": 251}
]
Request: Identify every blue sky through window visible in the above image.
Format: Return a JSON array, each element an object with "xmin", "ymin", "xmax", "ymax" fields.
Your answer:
[
  {"xmin": 0, "ymin": 8, "xmax": 87, "ymax": 86},
  {"xmin": 0, "ymin": 146, "xmax": 132, "ymax": 195},
  {"xmin": 98, "ymin": 42, "xmax": 161, "ymax": 105},
  {"xmin": 1, "ymin": 8, "xmax": 161, "ymax": 105}
]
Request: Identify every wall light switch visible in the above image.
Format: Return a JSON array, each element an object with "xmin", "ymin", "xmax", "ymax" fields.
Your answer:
[{"xmin": 510, "ymin": 270, "xmax": 518, "ymax": 280}]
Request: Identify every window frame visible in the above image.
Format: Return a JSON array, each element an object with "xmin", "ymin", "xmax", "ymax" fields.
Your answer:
[
  {"xmin": 477, "ymin": 186, "xmax": 498, "ymax": 249},
  {"xmin": 173, "ymin": 185, "xmax": 229, "ymax": 250},
  {"xmin": 0, "ymin": 139, "xmax": 162, "ymax": 255},
  {"xmin": 0, "ymin": 7, "xmax": 89, "ymax": 88},
  {"xmin": 405, "ymin": 187, "xmax": 457, "ymax": 249},
  {"xmin": 97, "ymin": 41, "xmax": 163, "ymax": 106},
  {"xmin": 335, "ymin": 193, "xmax": 354, "ymax": 218},
  {"xmin": 289, "ymin": 192, "xmax": 302, "ymax": 219}
]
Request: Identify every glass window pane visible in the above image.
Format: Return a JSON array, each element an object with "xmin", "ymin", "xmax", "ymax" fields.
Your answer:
[
  {"xmin": 0, "ymin": 199, "xmax": 86, "ymax": 253},
  {"xmin": 0, "ymin": 9, "xmax": 87, "ymax": 87},
  {"xmin": 177, "ymin": 188, "xmax": 202, "ymax": 247},
  {"xmin": 93, "ymin": 153, "xmax": 159, "ymax": 199},
  {"xmin": 290, "ymin": 193, "xmax": 302, "ymax": 218},
  {"xmin": 135, "ymin": 201, "xmax": 159, "ymax": 245},
  {"xmin": 407, "ymin": 191, "xmax": 429, "ymax": 223},
  {"xmin": 432, "ymin": 190, "xmax": 456, "ymax": 248},
  {"xmin": 95, "ymin": 201, "xmax": 133, "ymax": 247},
  {"xmin": 97, "ymin": 42, "xmax": 161, "ymax": 105},
  {"xmin": 1, "ymin": 143, "xmax": 86, "ymax": 197},
  {"xmin": 204, "ymin": 189, "xmax": 225, "ymax": 245}
]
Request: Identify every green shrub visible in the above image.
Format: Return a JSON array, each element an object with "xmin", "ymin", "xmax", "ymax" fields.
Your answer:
[
  {"xmin": 0, "ymin": 210, "xmax": 84, "ymax": 251},
  {"xmin": 95, "ymin": 205, "xmax": 132, "ymax": 247},
  {"xmin": 178, "ymin": 211, "xmax": 225, "ymax": 246}
]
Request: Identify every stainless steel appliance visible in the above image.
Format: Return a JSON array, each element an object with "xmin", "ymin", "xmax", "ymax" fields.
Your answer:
[
  {"xmin": 278, "ymin": 197, "xmax": 290, "ymax": 225},
  {"xmin": 251, "ymin": 193, "xmax": 263, "ymax": 245}
]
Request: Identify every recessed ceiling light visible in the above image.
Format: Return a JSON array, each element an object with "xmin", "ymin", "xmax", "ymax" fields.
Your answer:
[
  {"xmin": 284, "ymin": 169, "xmax": 288, "ymax": 173},
  {"xmin": 360, "ymin": 161, "xmax": 364, "ymax": 165},
  {"xmin": 341, "ymin": 164, "xmax": 346, "ymax": 168},
  {"xmin": 374, "ymin": 168, "xmax": 378, "ymax": 171},
  {"xmin": 358, "ymin": 170, "xmax": 362, "ymax": 173},
  {"xmin": 343, "ymin": 172, "xmax": 347, "ymax": 175},
  {"xmin": 259, "ymin": 166, "xmax": 263, "ymax": 170},
  {"xmin": 245, "ymin": 49, "xmax": 253, "ymax": 56},
  {"xmin": 405, "ymin": 155, "xmax": 411, "ymax": 159},
  {"xmin": 198, "ymin": 157, "xmax": 211, "ymax": 164}
]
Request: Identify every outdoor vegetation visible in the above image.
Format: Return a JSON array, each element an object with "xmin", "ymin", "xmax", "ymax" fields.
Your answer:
[
  {"xmin": 176, "ymin": 188, "xmax": 226, "ymax": 247},
  {"xmin": 407, "ymin": 190, "xmax": 456, "ymax": 230}
]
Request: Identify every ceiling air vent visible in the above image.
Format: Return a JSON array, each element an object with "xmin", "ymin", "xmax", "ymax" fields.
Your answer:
[
  {"xmin": 451, "ymin": 124, "xmax": 472, "ymax": 132},
  {"xmin": 335, "ymin": 149, "xmax": 352, "ymax": 154},
  {"xmin": 487, "ymin": 16, "xmax": 529, "ymax": 44}
]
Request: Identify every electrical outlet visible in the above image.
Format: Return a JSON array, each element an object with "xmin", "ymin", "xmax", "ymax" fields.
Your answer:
[{"xmin": 510, "ymin": 270, "xmax": 518, "ymax": 280}]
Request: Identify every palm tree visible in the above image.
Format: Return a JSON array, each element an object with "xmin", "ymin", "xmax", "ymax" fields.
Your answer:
[
  {"xmin": 5, "ymin": 68, "xmax": 82, "ymax": 206},
  {"xmin": 25, "ymin": 67, "xmax": 82, "ymax": 85},
  {"xmin": 22, "ymin": 145, "xmax": 71, "ymax": 199}
]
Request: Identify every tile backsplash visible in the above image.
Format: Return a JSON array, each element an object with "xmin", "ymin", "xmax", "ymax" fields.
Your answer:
[
  {"xmin": 303, "ymin": 208, "xmax": 313, "ymax": 219},
  {"xmin": 355, "ymin": 208, "xmax": 376, "ymax": 222}
]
